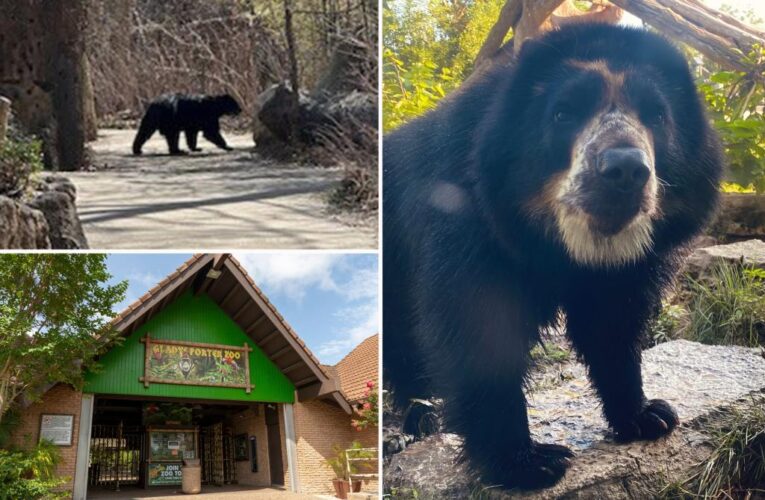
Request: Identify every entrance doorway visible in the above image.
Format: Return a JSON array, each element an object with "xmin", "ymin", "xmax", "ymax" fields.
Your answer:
[
  {"xmin": 265, "ymin": 404, "xmax": 284, "ymax": 486},
  {"xmin": 87, "ymin": 397, "xmax": 279, "ymax": 493}
]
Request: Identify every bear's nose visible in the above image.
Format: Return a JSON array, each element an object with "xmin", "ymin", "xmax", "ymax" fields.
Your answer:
[{"xmin": 597, "ymin": 147, "xmax": 650, "ymax": 192}]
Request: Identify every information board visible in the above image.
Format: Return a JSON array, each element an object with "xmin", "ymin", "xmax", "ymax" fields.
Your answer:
[
  {"xmin": 39, "ymin": 414, "xmax": 74, "ymax": 446},
  {"xmin": 140, "ymin": 336, "xmax": 252, "ymax": 392},
  {"xmin": 148, "ymin": 462, "xmax": 182, "ymax": 486}
]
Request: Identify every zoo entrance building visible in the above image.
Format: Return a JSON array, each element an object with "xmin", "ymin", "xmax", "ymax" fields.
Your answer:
[{"xmin": 6, "ymin": 254, "xmax": 379, "ymax": 498}]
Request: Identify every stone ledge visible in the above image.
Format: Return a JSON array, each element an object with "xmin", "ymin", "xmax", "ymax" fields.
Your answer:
[{"xmin": 384, "ymin": 340, "xmax": 765, "ymax": 498}]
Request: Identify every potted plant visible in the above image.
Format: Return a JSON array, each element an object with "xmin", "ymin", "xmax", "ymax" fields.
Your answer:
[{"xmin": 325, "ymin": 440, "xmax": 375, "ymax": 498}]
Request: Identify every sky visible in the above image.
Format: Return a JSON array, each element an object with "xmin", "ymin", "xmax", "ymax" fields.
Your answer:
[{"xmin": 105, "ymin": 252, "xmax": 379, "ymax": 365}]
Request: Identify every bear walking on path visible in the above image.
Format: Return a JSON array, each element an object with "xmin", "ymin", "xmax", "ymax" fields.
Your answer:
[
  {"xmin": 383, "ymin": 24, "xmax": 723, "ymax": 490},
  {"xmin": 132, "ymin": 93, "xmax": 241, "ymax": 156}
]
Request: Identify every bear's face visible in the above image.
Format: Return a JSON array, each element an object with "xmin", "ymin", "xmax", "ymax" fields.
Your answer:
[
  {"xmin": 215, "ymin": 94, "xmax": 242, "ymax": 116},
  {"xmin": 533, "ymin": 59, "xmax": 666, "ymax": 266},
  {"xmin": 472, "ymin": 26, "xmax": 715, "ymax": 268}
]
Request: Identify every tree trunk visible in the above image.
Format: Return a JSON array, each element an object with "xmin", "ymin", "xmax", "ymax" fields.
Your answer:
[
  {"xmin": 43, "ymin": 0, "xmax": 88, "ymax": 171},
  {"xmin": 283, "ymin": 0, "xmax": 300, "ymax": 144},
  {"xmin": 608, "ymin": 0, "xmax": 765, "ymax": 72},
  {"xmin": 473, "ymin": 0, "xmax": 765, "ymax": 77},
  {"xmin": 0, "ymin": 96, "xmax": 10, "ymax": 148}
]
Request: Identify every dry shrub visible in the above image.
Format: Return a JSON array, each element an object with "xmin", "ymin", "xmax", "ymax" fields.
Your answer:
[
  {"xmin": 87, "ymin": 0, "xmax": 288, "ymax": 124},
  {"xmin": 318, "ymin": 116, "xmax": 378, "ymax": 213}
]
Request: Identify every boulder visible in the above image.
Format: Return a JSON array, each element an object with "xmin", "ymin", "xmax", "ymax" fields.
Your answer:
[
  {"xmin": 0, "ymin": 196, "xmax": 50, "ymax": 248},
  {"xmin": 255, "ymin": 83, "xmax": 376, "ymax": 145},
  {"xmin": 710, "ymin": 193, "xmax": 765, "ymax": 240},
  {"xmin": 28, "ymin": 175, "xmax": 88, "ymax": 249},
  {"xmin": 685, "ymin": 239, "xmax": 765, "ymax": 277},
  {"xmin": 384, "ymin": 340, "xmax": 765, "ymax": 498}
]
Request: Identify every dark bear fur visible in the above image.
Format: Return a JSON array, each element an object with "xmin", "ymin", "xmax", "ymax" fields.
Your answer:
[
  {"xmin": 383, "ymin": 24, "xmax": 723, "ymax": 490},
  {"xmin": 132, "ymin": 93, "xmax": 242, "ymax": 155}
]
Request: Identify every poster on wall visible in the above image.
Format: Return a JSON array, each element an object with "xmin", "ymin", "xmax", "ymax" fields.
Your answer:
[
  {"xmin": 39, "ymin": 414, "xmax": 74, "ymax": 446},
  {"xmin": 148, "ymin": 462, "xmax": 183, "ymax": 486},
  {"xmin": 140, "ymin": 335, "xmax": 252, "ymax": 392}
]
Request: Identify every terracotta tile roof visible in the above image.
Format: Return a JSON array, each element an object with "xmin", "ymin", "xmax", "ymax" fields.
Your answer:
[
  {"xmin": 226, "ymin": 255, "xmax": 330, "ymax": 380},
  {"xmin": 110, "ymin": 254, "xmax": 207, "ymax": 327},
  {"xmin": 334, "ymin": 334, "xmax": 379, "ymax": 402}
]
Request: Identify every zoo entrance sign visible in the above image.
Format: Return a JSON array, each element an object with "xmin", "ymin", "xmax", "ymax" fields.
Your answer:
[{"xmin": 140, "ymin": 334, "xmax": 252, "ymax": 393}]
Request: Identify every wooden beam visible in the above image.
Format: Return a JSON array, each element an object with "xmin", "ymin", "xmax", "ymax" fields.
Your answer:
[
  {"xmin": 257, "ymin": 330, "xmax": 280, "ymax": 347},
  {"xmin": 608, "ymin": 0, "xmax": 764, "ymax": 72},
  {"xmin": 245, "ymin": 313, "xmax": 269, "ymax": 334},
  {"xmin": 231, "ymin": 301, "xmax": 250, "ymax": 322},
  {"xmin": 219, "ymin": 283, "xmax": 239, "ymax": 308},
  {"xmin": 294, "ymin": 375, "xmax": 317, "ymax": 387},
  {"xmin": 270, "ymin": 345, "xmax": 292, "ymax": 360},
  {"xmin": 282, "ymin": 361, "xmax": 303, "ymax": 374}
]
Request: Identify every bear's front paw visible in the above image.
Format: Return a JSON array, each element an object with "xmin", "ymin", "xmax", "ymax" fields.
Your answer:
[
  {"xmin": 478, "ymin": 441, "xmax": 574, "ymax": 490},
  {"xmin": 615, "ymin": 399, "xmax": 679, "ymax": 442}
]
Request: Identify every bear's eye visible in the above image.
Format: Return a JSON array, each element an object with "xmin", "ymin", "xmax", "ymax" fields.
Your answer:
[{"xmin": 641, "ymin": 106, "xmax": 665, "ymax": 126}]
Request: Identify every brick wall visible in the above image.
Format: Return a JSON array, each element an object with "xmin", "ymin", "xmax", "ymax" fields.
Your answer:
[
  {"xmin": 228, "ymin": 405, "xmax": 271, "ymax": 487},
  {"xmin": 292, "ymin": 399, "xmax": 378, "ymax": 495},
  {"xmin": 7, "ymin": 384, "xmax": 83, "ymax": 497}
]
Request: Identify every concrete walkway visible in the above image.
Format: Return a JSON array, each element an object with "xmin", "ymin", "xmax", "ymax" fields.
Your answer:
[
  {"xmin": 68, "ymin": 129, "xmax": 377, "ymax": 249},
  {"xmin": 88, "ymin": 484, "xmax": 317, "ymax": 499}
]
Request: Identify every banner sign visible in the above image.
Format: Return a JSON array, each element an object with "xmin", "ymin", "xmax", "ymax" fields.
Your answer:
[
  {"xmin": 140, "ymin": 335, "xmax": 252, "ymax": 392},
  {"xmin": 39, "ymin": 414, "xmax": 74, "ymax": 446},
  {"xmin": 148, "ymin": 462, "xmax": 183, "ymax": 486}
]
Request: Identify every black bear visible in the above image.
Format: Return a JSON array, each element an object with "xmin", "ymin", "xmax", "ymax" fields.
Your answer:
[
  {"xmin": 132, "ymin": 93, "xmax": 242, "ymax": 155},
  {"xmin": 383, "ymin": 24, "xmax": 723, "ymax": 489}
]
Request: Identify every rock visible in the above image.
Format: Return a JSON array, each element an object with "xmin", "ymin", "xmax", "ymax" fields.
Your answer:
[
  {"xmin": 685, "ymin": 239, "xmax": 765, "ymax": 277},
  {"xmin": 710, "ymin": 193, "xmax": 765, "ymax": 240},
  {"xmin": 28, "ymin": 175, "xmax": 88, "ymax": 249},
  {"xmin": 0, "ymin": 196, "xmax": 50, "ymax": 248},
  {"xmin": 384, "ymin": 340, "xmax": 765, "ymax": 498},
  {"xmin": 255, "ymin": 83, "xmax": 377, "ymax": 145}
]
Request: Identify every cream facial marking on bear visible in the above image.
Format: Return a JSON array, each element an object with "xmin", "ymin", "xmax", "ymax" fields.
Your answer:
[{"xmin": 549, "ymin": 63, "xmax": 660, "ymax": 267}]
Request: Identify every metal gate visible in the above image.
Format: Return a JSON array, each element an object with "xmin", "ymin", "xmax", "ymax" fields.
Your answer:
[
  {"xmin": 88, "ymin": 424, "xmax": 144, "ymax": 490},
  {"xmin": 200, "ymin": 423, "xmax": 237, "ymax": 485}
]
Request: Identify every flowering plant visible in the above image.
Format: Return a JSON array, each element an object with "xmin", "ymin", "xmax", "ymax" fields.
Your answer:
[{"xmin": 351, "ymin": 380, "xmax": 378, "ymax": 431}]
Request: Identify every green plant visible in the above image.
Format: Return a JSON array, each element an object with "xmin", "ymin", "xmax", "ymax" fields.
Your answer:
[
  {"xmin": 0, "ymin": 441, "xmax": 68, "ymax": 500},
  {"xmin": 697, "ymin": 45, "xmax": 765, "ymax": 192},
  {"xmin": 530, "ymin": 341, "xmax": 570, "ymax": 364},
  {"xmin": 658, "ymin": 401, "xmax": 765, "ymax": 499},
  {"xmin": 684, "ymin": 263, "xmax": 765, "ymax": 347},
  {"xmin": 0, "ymin": 133, "xmax": 43, "ymax": 196},
  {"xmin": 325, "ymin": 440, "xmax": 374, "ymax": 480},
  {"xmin": 649, "ymin": 303, "xmax": 687, "ymax": 346}
]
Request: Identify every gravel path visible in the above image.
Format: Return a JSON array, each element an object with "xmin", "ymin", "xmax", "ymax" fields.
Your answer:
[{"xmin": 68, "ymin": 129, "xmax": 377, "ymax": 250}]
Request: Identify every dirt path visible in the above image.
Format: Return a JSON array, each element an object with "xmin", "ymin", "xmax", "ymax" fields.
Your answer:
[{"xmin": 68, "ymin": 129, "xmax": 377, "ymax": 249}]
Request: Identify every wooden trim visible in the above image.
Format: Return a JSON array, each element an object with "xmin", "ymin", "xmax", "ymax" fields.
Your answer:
[
  {"xmin": 142, "ymin": 334, "xmax": 152, "ymax": 388},
  {"xmin": 114, "ymin": 256, "xmax": 212, "ymax": 333},
  {"xmin": 219, "ymin": 283, "xmax": 239, "ymax": 308},
  {"xmin": 282, "ymin": 361, "xmax": 303, "ymax": 374},
  {"xmin": 257, "ymin": 330, "xmax": 280, "ymax": 346},
  {"xmin": 270, "ymin": 345, "xmax": 292, "ymax": 360},
  {"xmin": 245, "ymin": 314, "xmax": 269, "ymax": 334},
  {"xmin": 244, "ymin": 342, "xmax": 252, "ymax": 394},
  {"xmin": 141, "ymin": 337, "xmax": 253, "ymax": 353}
]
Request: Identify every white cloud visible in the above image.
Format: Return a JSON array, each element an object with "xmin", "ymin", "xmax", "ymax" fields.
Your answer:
[
  {"xmin": 318, "ymin": 300, "xmax": 380, "ymax": 361},
  {"xmin": 234, "ymin": 253, "xmax": 343, "ymax": 301},
  {"xmin": 235, "ymin": 253, "xmax": 380, "ymax": 364}
]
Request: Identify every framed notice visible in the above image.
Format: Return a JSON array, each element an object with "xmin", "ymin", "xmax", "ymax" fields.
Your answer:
[
  {"xmin": 140, "ymin": 335, "xmax": 252, "ymax": 393},
  {"xmin": 39, "ymin": 414, "xmax": 74, "ymax": 446},
  {"xmin": 234, "ymin": 433, "xmax": 248, "ymax": 461}
]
